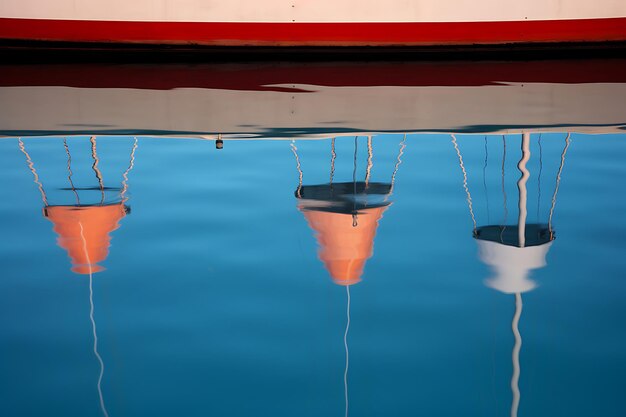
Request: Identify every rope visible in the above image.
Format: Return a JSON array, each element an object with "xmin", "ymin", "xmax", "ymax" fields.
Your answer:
[
  {"xmin": 18, "ymin": 139, "xmax": 48, "ymax": 206},
  {"xmin": 343, "ymin": 285, "xmax": 351, "ymax": 417},
  {"xmin": 536, "ymin": 134, "xmax": 543, "ymax": 222},
  {"xmin": 291, "ymin": 141, "xmax": 303, "ymax": 198},
  {"xmin": 483, "ymin": 136, "xmax": 490, "ymax": 224},
  {"xmin": 90, "ymin": 136, "xmax": 106, "ymax": 205},
  {"xmin": 517, "ymin": 134, "xmax": 531, "ymax": 248},
  {"xmin": 451, "ymin": 135, "xmax": 477, "ymax": 232},
  {"xmin": 500, "ymin": 136, "xmax": 508, "ymax": 242},
  {"xmin": 330, "ymin": 138, "xmax": 336, "ymax": 186},
  {"xmin": 511, "ymin": 293, "xmax": 523, "ymax": 417},
  {"xmin": 120, "ymin": 137, "xmax": 138, "ymax": 203},
  {"xmin": 352, "ymin": 137, "xmax": 358, "ymax": 227},
  {"xmin": 385, "ymin": 134, "xmax": 406, "ymax": 202},
  {"xmin": 548, "ymin": 133, "xmax": 571, "ymax": 238},
  {"xmin": 63, "ymin": 138, "xmax": 81, "ymax": 205},
  {"xmin": 365, "ymin": 136, "xmax": 373, "ymax": 188},
  {"xmin": 79, "ymin": 222, "xmax": 110, "ymax": 417}
]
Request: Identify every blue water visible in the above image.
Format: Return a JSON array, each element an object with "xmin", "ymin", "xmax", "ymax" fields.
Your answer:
[{"xmin": 0, "ymin": 133, "xmax": 625, "ymax": 417}]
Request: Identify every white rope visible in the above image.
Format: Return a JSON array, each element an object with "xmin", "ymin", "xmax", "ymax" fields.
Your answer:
[
  {"xmin": 89, "ymin": 137, "xmax": 106, "ymax": 205},
  {"xmin": 63, "ymin": 138, "xmax": 80, "ymax": 205},
  {"xmin": 79, "ymin": 222, "xmax": 110, "ymax": 417},
  {"xmin": 18, "ymin": 139, "xmax": 48, "ymax": 206},
  {"xmin": 511, "ymin": 293, "xmax": 523, "ymax": 417},
  {"xmin": 386, "ymin": 134, "xmax": 406, "ymax": 201},
  {"xmin": 517, "ymin": 134, "xmax": 531, "ymax": 248},
  {"xmin": 548, "ymin": 133, "xmax": 571, "ymax": 238},
  {"xmin": 290, "ymin": 141, "xmax": 303, "ymax": 198},
  {"xmin": 330, "ymin": 138, "xmax": 336, "ymax": 185},
  {"xmin": 365, "ymin": 136, "xmax": 373, "ymax": 188},
  {"xmin": 120, "ymin": 137, "xmax": 138, "ymax": 202},
  {"xmin": 451, "ymin": 135, "xmax": 477, "ymax": 231},
  {"xmin": 343, "ymin": 285, "xmax": 351, "ymax": 417}
]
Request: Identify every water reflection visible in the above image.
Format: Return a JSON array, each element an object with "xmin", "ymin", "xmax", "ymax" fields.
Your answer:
[
  {"xmin": 453, "ymin": 132, "xmax": 571, "ymax": 417},
  {"xmin": 16, "ymin": 137, "xmax": 138, "ymax": 417},
  {"xmin": 19, "ymin": 137, "xmax": 137, "ymax": 274},
  {"xmin": 293, "ymin": 136, "xmax": 405, "ymax": 285},
  {"xmin": 2, "ymin": 130, "xmax": 617, "ymax": 416},
  {"xmin": 1, "ymin": 59, "xmax": 625, "ymax": 417},
  {"xmin": 291, "ymin": 136, "xmax": 406, "ymax": 416}
]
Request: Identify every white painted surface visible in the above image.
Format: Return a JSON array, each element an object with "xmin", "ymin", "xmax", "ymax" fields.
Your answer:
[
  {"xmin": 1, "ymin": 83, "xmax": 625, "ymax": 135},
  {"xmin": 478, "ymin": 240, "xmax": 552, "ymax": 294},
  {"xmin": 0, "ymin": 0, "xmax": 625, "ymax": 22}
]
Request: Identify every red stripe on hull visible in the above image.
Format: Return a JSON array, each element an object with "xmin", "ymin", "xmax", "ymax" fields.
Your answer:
[
  {"xmin": 2, "ymin": 60, "xmax": 626, "ymax": 90},
  {"xmin": 0, "ymin": 17, "xmax": 625, "ymax": 46}
]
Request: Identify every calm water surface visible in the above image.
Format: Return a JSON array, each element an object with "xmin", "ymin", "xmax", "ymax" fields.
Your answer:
[{"xmin": 0, "ymin": 61, "xmax": 625, "ymax": 417}]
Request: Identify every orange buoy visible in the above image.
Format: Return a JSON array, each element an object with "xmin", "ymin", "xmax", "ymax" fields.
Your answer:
[
  {"xmin": 297, "ymin": 182, "xmax": 390, "ymax": 285},
  {"xmin": 291, "ymin": 137, "xmax": 404, "ymax": 417},
  {"xmin": 18, "ymin": 136, "xmax": 138, "ymax": 275},
  {"xmin": 292, "ymin": 136, "xmax": 405, "ymax": 286},
  {"xmin": 301, "ymin": 206, "xmax": 386, "ymax": 285},
  {"xmin": 44, "ymin": 203, "xmax": 128, "ymax": 274}
]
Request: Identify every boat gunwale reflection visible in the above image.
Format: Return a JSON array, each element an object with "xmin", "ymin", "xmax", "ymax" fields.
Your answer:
[{"xmin": 2, "ymin": 59, "xmax": 626, "ymax": 137}]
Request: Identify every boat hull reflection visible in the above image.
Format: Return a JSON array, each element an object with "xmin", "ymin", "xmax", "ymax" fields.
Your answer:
[{"xmin": 1, "ymin": 60, "xmax": 625, "ymax": 137}]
